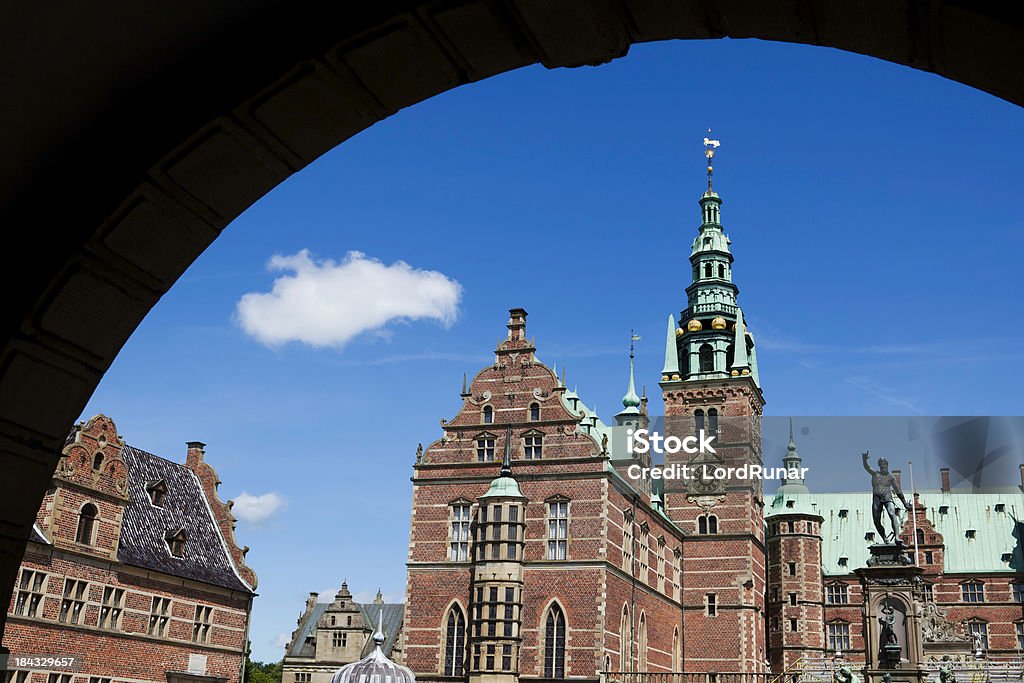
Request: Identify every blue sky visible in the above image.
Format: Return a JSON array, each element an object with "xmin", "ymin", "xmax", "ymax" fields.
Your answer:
[{"xmin": 80, "ymin": 38, "xmax": 1024, "ymax": 661}]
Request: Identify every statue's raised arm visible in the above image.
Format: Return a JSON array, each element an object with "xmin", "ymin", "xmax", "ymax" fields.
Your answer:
[{"xmin": 862, "ymin": 451, "xmax": 876, "ymax": 475}]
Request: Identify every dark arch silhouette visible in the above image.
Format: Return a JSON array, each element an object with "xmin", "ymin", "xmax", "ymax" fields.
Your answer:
[{"xmin": 1, "ymin": 0, "xmax": 1022, "ymax": 643}]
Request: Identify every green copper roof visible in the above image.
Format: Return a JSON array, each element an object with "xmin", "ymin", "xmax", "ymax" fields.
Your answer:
[
  {"xmin": 765, "ymin": 489, "xmax": 1024, "ymax": 575},
  {"xmin": 661, "ymin": 314, "xmax": 679, "ymax": 376},
  {"xmin": 479, "ymin": 475, "xmax": 525, "ymax": 499},
  {"xmin": 766, "ymin": 420, "xmax": 815, "ymax": 518},
  {"xmin": 731, "ymin": 307, "xmax": 749, "ymax": 370},
  {"xmin": 480, "ymin": 426, "xmax": 526, "ymax": 499},
  {"xmin": 620, "ymin": 354, "xmax": 641, "ymax": 412}
]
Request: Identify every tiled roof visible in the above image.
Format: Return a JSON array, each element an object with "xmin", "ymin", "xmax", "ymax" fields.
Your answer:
[
  {"xmin": 118, "ymin": 445, "xmax": 253, "ymax": 593},
  {"xmin": 357, "ymin": 603, "xmax": 404, "ymax": 657},
  {"xmin": 287, "ymin": 602, "xmax": 404, "ymax": 659},
  {"xmin": 30, "ymin": 523, "xmax": 49, "ymax": 545},
  {"xmin": 766, "ymin": 488, "xmax": 1024, "ymax": 576},
  {"xmin": 289, "ymin": 603, "xmax": 328, "ymax": 658}
]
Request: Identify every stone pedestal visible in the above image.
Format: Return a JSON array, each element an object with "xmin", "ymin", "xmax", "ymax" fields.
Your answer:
[{"xmin": 855, "ymin": 545, "xmax": 927, "ymax": 683}]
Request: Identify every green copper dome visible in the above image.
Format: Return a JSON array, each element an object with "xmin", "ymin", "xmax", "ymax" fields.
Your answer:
[
  {"xmin": 480, "ymin": 475, "xmax": 525, "ymax": 499},
  {"xmin": 480, "ymin": 425, "xmax": 526, "ymax": 500}
]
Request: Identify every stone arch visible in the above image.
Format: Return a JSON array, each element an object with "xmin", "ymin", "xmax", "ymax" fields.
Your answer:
[{"xmin": 2, "ymin": 0, "xmax": 1024, "ymax": 643}]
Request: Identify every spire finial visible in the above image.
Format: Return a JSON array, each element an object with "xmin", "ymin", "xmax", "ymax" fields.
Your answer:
[
  {"xmin": 788, "ymin": 417, "xmax": 795, "ymax": 449},
  {"xmin": 703, "ymin": 130, "xmax": 721, "ymax": 190},
  {"xmin": 461, "ymin": 372, "xmax": 467, "ymax": 396},
  {"xmin": 373, "ymin": 607, "xmax": 385, "ymax": 647},
  {"xmin": 622, "ymin": 331, "xmax": 642, "ymax": 409},
  {"xmin": 500, "ymin": 425, "xmax": 513, "ymax": 477}
]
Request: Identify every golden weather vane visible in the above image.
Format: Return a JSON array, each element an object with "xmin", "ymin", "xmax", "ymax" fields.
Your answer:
[{"xmin": 703, "ymin": 128, "xmax": 720, "ymax": 188}]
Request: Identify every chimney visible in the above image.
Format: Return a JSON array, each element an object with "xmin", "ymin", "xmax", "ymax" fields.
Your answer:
[
  {"xmin": 306, "ymin": 592, "xmax": 319, "ymax": 611},
  {"xmin": 186, "ymin": 441, "xmax": 206, "ymax": 470},
  {"xmin": 892, "ymin": 469, "xmax": 902, "ymax": 489},
  {"xmin": 940, "ymin": 467, "xmax": 950, "ymax": 493},
  {"xmin": 507, "ymin": 308, "xmax": 528, "ymax": 342}
]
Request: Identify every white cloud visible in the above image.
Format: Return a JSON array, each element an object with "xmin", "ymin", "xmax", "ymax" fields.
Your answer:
[
  {"xmin": 272, "ymin": 632, "xmax": 291, "ymax": 650},
  {"xmin": 232, "ymin": 491, "xmax": 287, "ymax": 524},
  {"xmin": 236, "ymin": 250, "xmax": 462, "ymax": 348}
]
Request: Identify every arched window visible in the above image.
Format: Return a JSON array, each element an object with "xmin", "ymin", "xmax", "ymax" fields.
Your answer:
[
  {"xmin": 708, "ymin": 514, "xmax": 719, "ymax": 534},
  {"xmin": 726, "ymin": 344, "xmax": 735, "ymax": 369},
  {"xmin": 637, "ymin": 612, "xmax": 648, "ymax": 671},
  {"xmin": 694, "ymin": 409, "xmax": 705, "ymax": 433},
  {"xmin": 717, "ymin": 263, "xmax": 725, "ymax": 278},
  {"xmin": 330, "ymin": 615, "xmax": 336, "ymax": 626},
  {"xmin": 672, "ymin": 627, "xmax": 681, "ymax": 671},
  {"xmin": 619, "ymin": 604, "xmax": 630, "ymax": 672},
  {"xmin": 482, "ymin": 405, "xmax": 493, "ymax": 424},
  {"xmin": 76, "ymin": 503, "xmax": 97, "ymax": 545},
  {"xmin": 92, "ymin": 452, "xmax": 104, "ymax": 471},
  {"xmin": 530, "ymin": 403, "xmax": 540, "ymax": 421},
  {"xmin": 544, "ymin": 603, "xmax": 566, "ymax": 678},
  {"xmin": 708, "ymin": 408, "xmax": 719, "ymax": 440},
  {"xmin": 703, "ymin": 263, "xmax": 712, "ymax": 278},
  {"xmin": 916, "ymin": 528, "xmax": 925, "ymax": 545},
  {"xmin": 443, "ymin": 605, "xmax": 466, "ymax": 676},
  {"xmin": 699, "ymin": 344, "xmax": 714, "ymax": 372},
  {"xmin": 698, "ymin": 516, "xmax": 707, "ymax": 534}
]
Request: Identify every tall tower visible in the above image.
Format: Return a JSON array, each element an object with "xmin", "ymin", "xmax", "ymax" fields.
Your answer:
[
  {"xmin": 469, "ymin": 428, "xmax": 527, "ymax": 683},
  {"xmin": 765, "ymin": 420, "xmax": 825, "ymax": 673},
  {"xmin": 661, "ymin": 134, "xmax": 768, "ymax": 673}
]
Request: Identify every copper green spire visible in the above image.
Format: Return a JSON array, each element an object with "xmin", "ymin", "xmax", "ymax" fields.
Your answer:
[
  {"xmin": 731, "ymin": 307, "xmax": 750, "ymax": 373},
  {"xmin": 500, "ymin": 425, "xmax": 512, "ymax": 477},
  {"xmin": 661, "ymin": 314, "xmax": 679, "ymax": 379}
]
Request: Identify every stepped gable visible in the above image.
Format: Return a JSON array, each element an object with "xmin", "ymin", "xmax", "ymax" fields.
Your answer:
[
  {"xmin": 419, "ymin": 308, "xmax": 602, "ymax": 467},
  {"xmin": 56, "ymin": 414, "xmax": 130, "ymax": 500}
]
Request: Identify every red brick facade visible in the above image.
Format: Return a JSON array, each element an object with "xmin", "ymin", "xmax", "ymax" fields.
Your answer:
[
  {"xmin": 3, "ymin": 415, "xmax": 256, "ymax": 683},
  {"xmin": 403, "ymin": 310, "xmax": 683, "ymax": 683}
]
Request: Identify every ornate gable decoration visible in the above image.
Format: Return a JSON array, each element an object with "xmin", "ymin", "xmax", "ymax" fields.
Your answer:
[{"xmin": 58, "ymin": 414, "xmax": 129, "ymax": 499}]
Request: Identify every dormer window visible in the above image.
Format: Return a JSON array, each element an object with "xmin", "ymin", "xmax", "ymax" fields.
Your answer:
[
  {"xmin": 482, "ymin": 406, "xmax": 493, "ymax": 424},
  {"xmin": 939, "ymin": 505, "xmax": 949, "ymax": 515},
  {"xmin": 865, "ymin": 532, "xmax": 875, "ymax": 541},
  {"xmin": 92, "ymin": 452, "xmax": 104, "ymax": 471},
  {"xmin": 965, "ymin": 529, "xmax": 976, "ymax": 540},
  {"xmin": 786, "ymin": 500, "xmax": 795, "ymax": 508},
  {"xmin": 995, "ymin": 503, "xmax": 1006, "ymax": 513},
  {"xmin": 146, "ymin": 480, "xmax": 167, "ymax": 507},
  {"xmin": 838, "ymin": 556, "xmax": 848, "ymax": 568},
  {"xmin": 166, "ymin": 529, "xmax": 186, "ymax": 558},
  {"xmin": 838, "ymin": 509, "xmax": 848, "ymax": 519}
]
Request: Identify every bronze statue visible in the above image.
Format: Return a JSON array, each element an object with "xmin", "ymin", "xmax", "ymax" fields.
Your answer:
[
  {"xmin": 938, "ymin": 657, "xmax": 957, "ymax": 683},
  {"xmin": 833, "ymin": 666, "xmax": 859, "ymax": 683},
  {"xmin": 862, "ymin": 451, "xmax": 910, "ymax": 543},
  {"xmin": 878, "ymin": 603, "xmax": 898, "ymax": 647}
]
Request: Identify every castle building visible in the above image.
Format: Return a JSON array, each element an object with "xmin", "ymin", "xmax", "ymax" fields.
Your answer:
[
  {"xmin": 285, "ymin": 141, "xmax": 1024, "ymax": 682},
  {"xmin": 2, "ymin": 414, "xmax": 257, "ymax": 683},
  {"xmin": 282, "ymin": 583, "xmax": 404, "ymax": 683}
]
